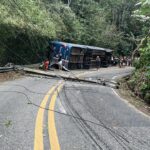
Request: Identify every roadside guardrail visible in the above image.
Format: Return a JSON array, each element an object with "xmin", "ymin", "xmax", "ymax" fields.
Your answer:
[{"xmin": 0, "ymin": 67, "xmax": 15, "ymax": 73}]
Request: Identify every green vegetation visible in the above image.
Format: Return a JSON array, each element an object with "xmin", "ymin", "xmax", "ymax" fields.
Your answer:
[
  {"xmin": 127, "ymin": 0, "xmax": 150, "ymax": 103},
  {"xmin": 1, "ymin": 0, "xmax": 149, "ymax": 65},
  {"xmin": 128, "ymin": 37, "xmax": 150, "ymax": 103}
]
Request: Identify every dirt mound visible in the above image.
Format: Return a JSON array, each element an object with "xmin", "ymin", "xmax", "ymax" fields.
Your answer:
[{"xmin": 0, "ymin": 71, "xmax": 21, "ymax": 82}]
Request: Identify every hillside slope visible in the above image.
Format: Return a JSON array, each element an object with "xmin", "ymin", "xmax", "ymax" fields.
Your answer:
[{"xmin": 0, "ymin": 0, "xmax": 149, "ymax": 66}]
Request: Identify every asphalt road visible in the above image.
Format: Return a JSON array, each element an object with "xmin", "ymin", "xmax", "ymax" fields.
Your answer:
[
  {"xmin": 0, "ymin": 76, "xmax": 61, "ymax": 150},
  {"xmin": 0, "ymin": 67, "xmax": 150, "ymax": 150}
]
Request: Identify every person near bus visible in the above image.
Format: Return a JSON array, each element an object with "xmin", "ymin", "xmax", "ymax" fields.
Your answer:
[
  {"xmin": 58, "ymin": 54, "xmax": 63, "ymax": 70},
  {"xmin": 96, "ymin": 56, "xmax": 101, "ymax": 70},
  {"xmin": 44, "ymin": 58, "xmax": 49, "ymax": 70}
]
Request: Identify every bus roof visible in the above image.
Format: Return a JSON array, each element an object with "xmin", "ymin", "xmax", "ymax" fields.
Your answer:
[{"xmin": 51, "ymin": 41, "xmax": 113, "ymax": 52}]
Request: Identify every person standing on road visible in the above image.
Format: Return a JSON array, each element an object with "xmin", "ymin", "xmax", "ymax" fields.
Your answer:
[
  {"xmin": 96, "ymin": 56, "xmax": 101, "ymax": 70},
  {"xmin": 119, "ymin": 56, "xmax": 123, "ymax": 68},
  {"xmin": 127, "ymin": 57, "xmax": 131, "ymax": 66}
]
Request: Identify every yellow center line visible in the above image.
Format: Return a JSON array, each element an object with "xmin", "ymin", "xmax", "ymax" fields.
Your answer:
[
  {"xmin": 34, "ymin": 83, "xmax": 58, "ymax": 150},
  {"xmin": 48, "ymin": 82, "xmax": 64, "ymax": 150},
  {"xmin": 47, "ymin": 73, "xmax": 87, "ymax": 150},
  {"xmin": 34, "ymin": 71, "xmax": 89, "ymax": 150}
]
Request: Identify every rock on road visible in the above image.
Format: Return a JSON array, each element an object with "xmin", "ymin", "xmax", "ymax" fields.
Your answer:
[{"xmin": 0, "ymin": 67, "xmax": 150, "ymax": 150}]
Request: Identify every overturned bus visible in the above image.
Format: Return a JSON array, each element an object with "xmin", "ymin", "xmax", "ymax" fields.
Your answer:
[{"xmin": 49, "ymin": 41, "xmax": 113, "ymax": 69}]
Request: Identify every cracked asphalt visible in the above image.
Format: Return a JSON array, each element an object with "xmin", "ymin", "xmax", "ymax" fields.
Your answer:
[{"xmin": 0, "ymin": 67, "xmax": 150, "ymax": 150}]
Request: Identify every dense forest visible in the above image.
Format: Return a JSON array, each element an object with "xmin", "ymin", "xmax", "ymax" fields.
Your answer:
[
  {"xmin": 0, "ymin": 0, "xmax": 150, "ymax": 102},
  {"xmin": 0, "ymin": 0, "xmax": 149, "ymax": 64}
]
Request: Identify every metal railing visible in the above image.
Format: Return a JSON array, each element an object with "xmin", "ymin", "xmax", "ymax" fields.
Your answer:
[{"xmin": 0, "ymin": 67, "xmax": 15, "ymax": 73}]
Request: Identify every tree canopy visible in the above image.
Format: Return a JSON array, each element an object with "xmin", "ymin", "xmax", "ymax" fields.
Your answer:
[{"xmin": 0, "ymin": 0, "xmax": 149, "ymax": 64}]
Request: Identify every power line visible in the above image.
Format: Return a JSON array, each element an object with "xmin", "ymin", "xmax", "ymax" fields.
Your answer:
[
  {"xmin": 0, "ymin": 90, "xmax": 105, "ymax": 128},
  {"xmin": 0, "ymin": 41, "xmax": 31, "ymax": 64},
  {"xmin": 0, "ymin": 87, "xmax": 148, "ymax": 149},
  {"xmin": 62, "ymin": 83, "xmax": 133, "ymax": 150},
  {"xmin": 0, "ymin": 69, "xmax": 147, "ymax": 148},
  {"xmin": 5, "ymin": 0, "xmax": 46, "ymax": 60},
  {"xmin": 10, "ymin": 0, "xmax": 42, "ymax": 50}
]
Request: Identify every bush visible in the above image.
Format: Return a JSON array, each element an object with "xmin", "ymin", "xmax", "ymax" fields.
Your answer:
[
  {"xmin": 144, "ymin": 92, "xmax": 150, "ymax": 104},
  {"xmin": 127, "ymin": 79, "xmax": 136, "ymax": 90},
  {"xmin": 133, "ymin": 59, "xmax": 141, "ymax": 69}
]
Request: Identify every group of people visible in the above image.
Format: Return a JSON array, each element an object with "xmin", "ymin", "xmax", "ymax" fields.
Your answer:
[
  {"xmin": 118, "ymin": 56, "xmax": 132, "ymax": 68},
  {"xmin": 111, "ymin": 56, "xmax": 132, "ymax": 68},
  {"xmin": 41, "ymin": 52, "xmax": 69, "ymax": 71},
  {"xmin": 41, "ymin": 54, "xmax": 63, "ymax": 71},
  {"xmin": 95, "ymin": 55, "xmax": 132, "ymax": 70}
]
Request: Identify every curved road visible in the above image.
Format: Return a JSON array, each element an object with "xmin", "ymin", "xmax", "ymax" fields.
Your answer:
[{"xmin": 0, "ymin": 67, "xmax": 150, "ymax": 150}]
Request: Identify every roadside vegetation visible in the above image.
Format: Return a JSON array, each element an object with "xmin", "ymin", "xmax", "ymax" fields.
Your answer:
[
  {"xmin": 127, "ymin": 0, "xmax": 150, "ymax": 104},
  {"xmin": 128, "ymin": 39, "xmax": 150, "ymax": 103}
]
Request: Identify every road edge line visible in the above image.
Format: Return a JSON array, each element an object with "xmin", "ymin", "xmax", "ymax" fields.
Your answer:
[{"xmin": 111, "ymin": 75, "xmax": 150, "ymax": 119}]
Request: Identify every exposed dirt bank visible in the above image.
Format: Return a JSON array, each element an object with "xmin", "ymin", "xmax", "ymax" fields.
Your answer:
[
  {"xmin": 0, "ymin": 71, "xmax": 22, "ymax": 82},
  {"xmin": 117, "ymin": 78, "xmax": 150, "ymax": 116}
]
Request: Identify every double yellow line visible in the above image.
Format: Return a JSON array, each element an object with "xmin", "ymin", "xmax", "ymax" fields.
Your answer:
[
  {"xmin": 34, "ymin": 81, "xmax": 64, "ymax": 150},
  {"xmin": 34, "ymin": 72, "xmax": 87, "ymax": 150}
]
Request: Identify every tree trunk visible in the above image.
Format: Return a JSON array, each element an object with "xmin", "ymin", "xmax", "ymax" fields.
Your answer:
[{"xmin": 131, "ymin": 30, "xmax": 150, "ymax": 64}]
